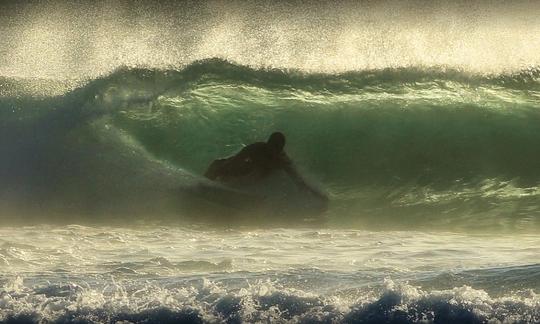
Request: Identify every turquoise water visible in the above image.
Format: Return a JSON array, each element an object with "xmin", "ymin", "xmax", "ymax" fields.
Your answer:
[{"xmin": 2, "ymin": 61, "xmax": 540, "ymax": 230}]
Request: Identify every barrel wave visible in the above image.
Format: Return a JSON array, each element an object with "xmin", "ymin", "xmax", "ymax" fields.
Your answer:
[{"xmin": 1, "ymin": 59, "xmax": 540, "ymax": 230}]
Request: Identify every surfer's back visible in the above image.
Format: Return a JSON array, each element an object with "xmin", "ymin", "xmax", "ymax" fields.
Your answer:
[{"xmin": 204, "ymin": 140, "xmax": 290, "ymax": 182}]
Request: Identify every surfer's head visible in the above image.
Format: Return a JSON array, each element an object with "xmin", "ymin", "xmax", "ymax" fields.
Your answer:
[{"xmin": 267, "ymin": 132, "xmax": 286, "ymax": 153}]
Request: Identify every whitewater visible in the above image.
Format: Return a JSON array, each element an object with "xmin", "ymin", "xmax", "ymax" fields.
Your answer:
[
  {"xmin": 0, "ymin": 225, "xmax": 538, "ymax": 323},
  {"xmin": 1, "ymin": 1, "xmax": 540, "ymax": 323}
]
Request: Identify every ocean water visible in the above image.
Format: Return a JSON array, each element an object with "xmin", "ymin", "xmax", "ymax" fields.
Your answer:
[
  {"xmin": 1, "ymin": 1, "xmax": 540, "ymax": 323},
  {"xmin": 1, "ymin": 225, "xmax": 539, "ymax": 323}
]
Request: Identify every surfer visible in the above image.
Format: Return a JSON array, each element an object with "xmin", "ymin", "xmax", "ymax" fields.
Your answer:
[{"xmin": 204, "ymin": 132, "xmax": 327, "ymax": 201}]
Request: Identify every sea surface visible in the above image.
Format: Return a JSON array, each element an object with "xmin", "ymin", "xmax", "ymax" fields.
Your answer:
[
  {"xmin": 1, "ymin": 225, "xmax": 539, "ymax": 323},
  {"xmin": 1, "ymin": 1, "xmax": 540, "ymax": 323}
]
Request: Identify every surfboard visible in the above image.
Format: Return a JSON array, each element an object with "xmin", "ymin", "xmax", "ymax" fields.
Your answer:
[
  {"xmin": 184, "ymin": 180, "xmax": 266, "ymax": 210},
  {"xmin": 180, "ymin": 173, "xmax": 328, "ymax": 221}
]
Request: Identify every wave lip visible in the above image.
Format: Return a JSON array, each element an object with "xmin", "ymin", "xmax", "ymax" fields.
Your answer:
[{"xmin": 2, "ymin": 59, "xmax": 540, "ymax": 99}]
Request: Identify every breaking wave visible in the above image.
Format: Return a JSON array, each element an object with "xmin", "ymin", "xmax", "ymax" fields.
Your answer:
[{"xmin": 1, "ymin": 60, "xmax": 539, "ymax": 230}]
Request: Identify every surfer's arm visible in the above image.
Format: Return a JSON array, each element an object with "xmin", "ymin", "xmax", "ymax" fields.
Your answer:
[{"xmin": 282, "ymin": 160, "xmax": 328, "ymax": 201}]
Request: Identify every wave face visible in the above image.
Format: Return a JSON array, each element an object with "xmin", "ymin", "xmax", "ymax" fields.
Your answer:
[{"xmin": 1, "ymin": 60, "xmax": 540, "ymax": 230}]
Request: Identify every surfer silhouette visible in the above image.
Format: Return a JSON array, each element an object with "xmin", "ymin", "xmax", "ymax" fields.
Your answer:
[{"xmin": 204, "ymin": 132, "xmax": 327, "ymax": 201}]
